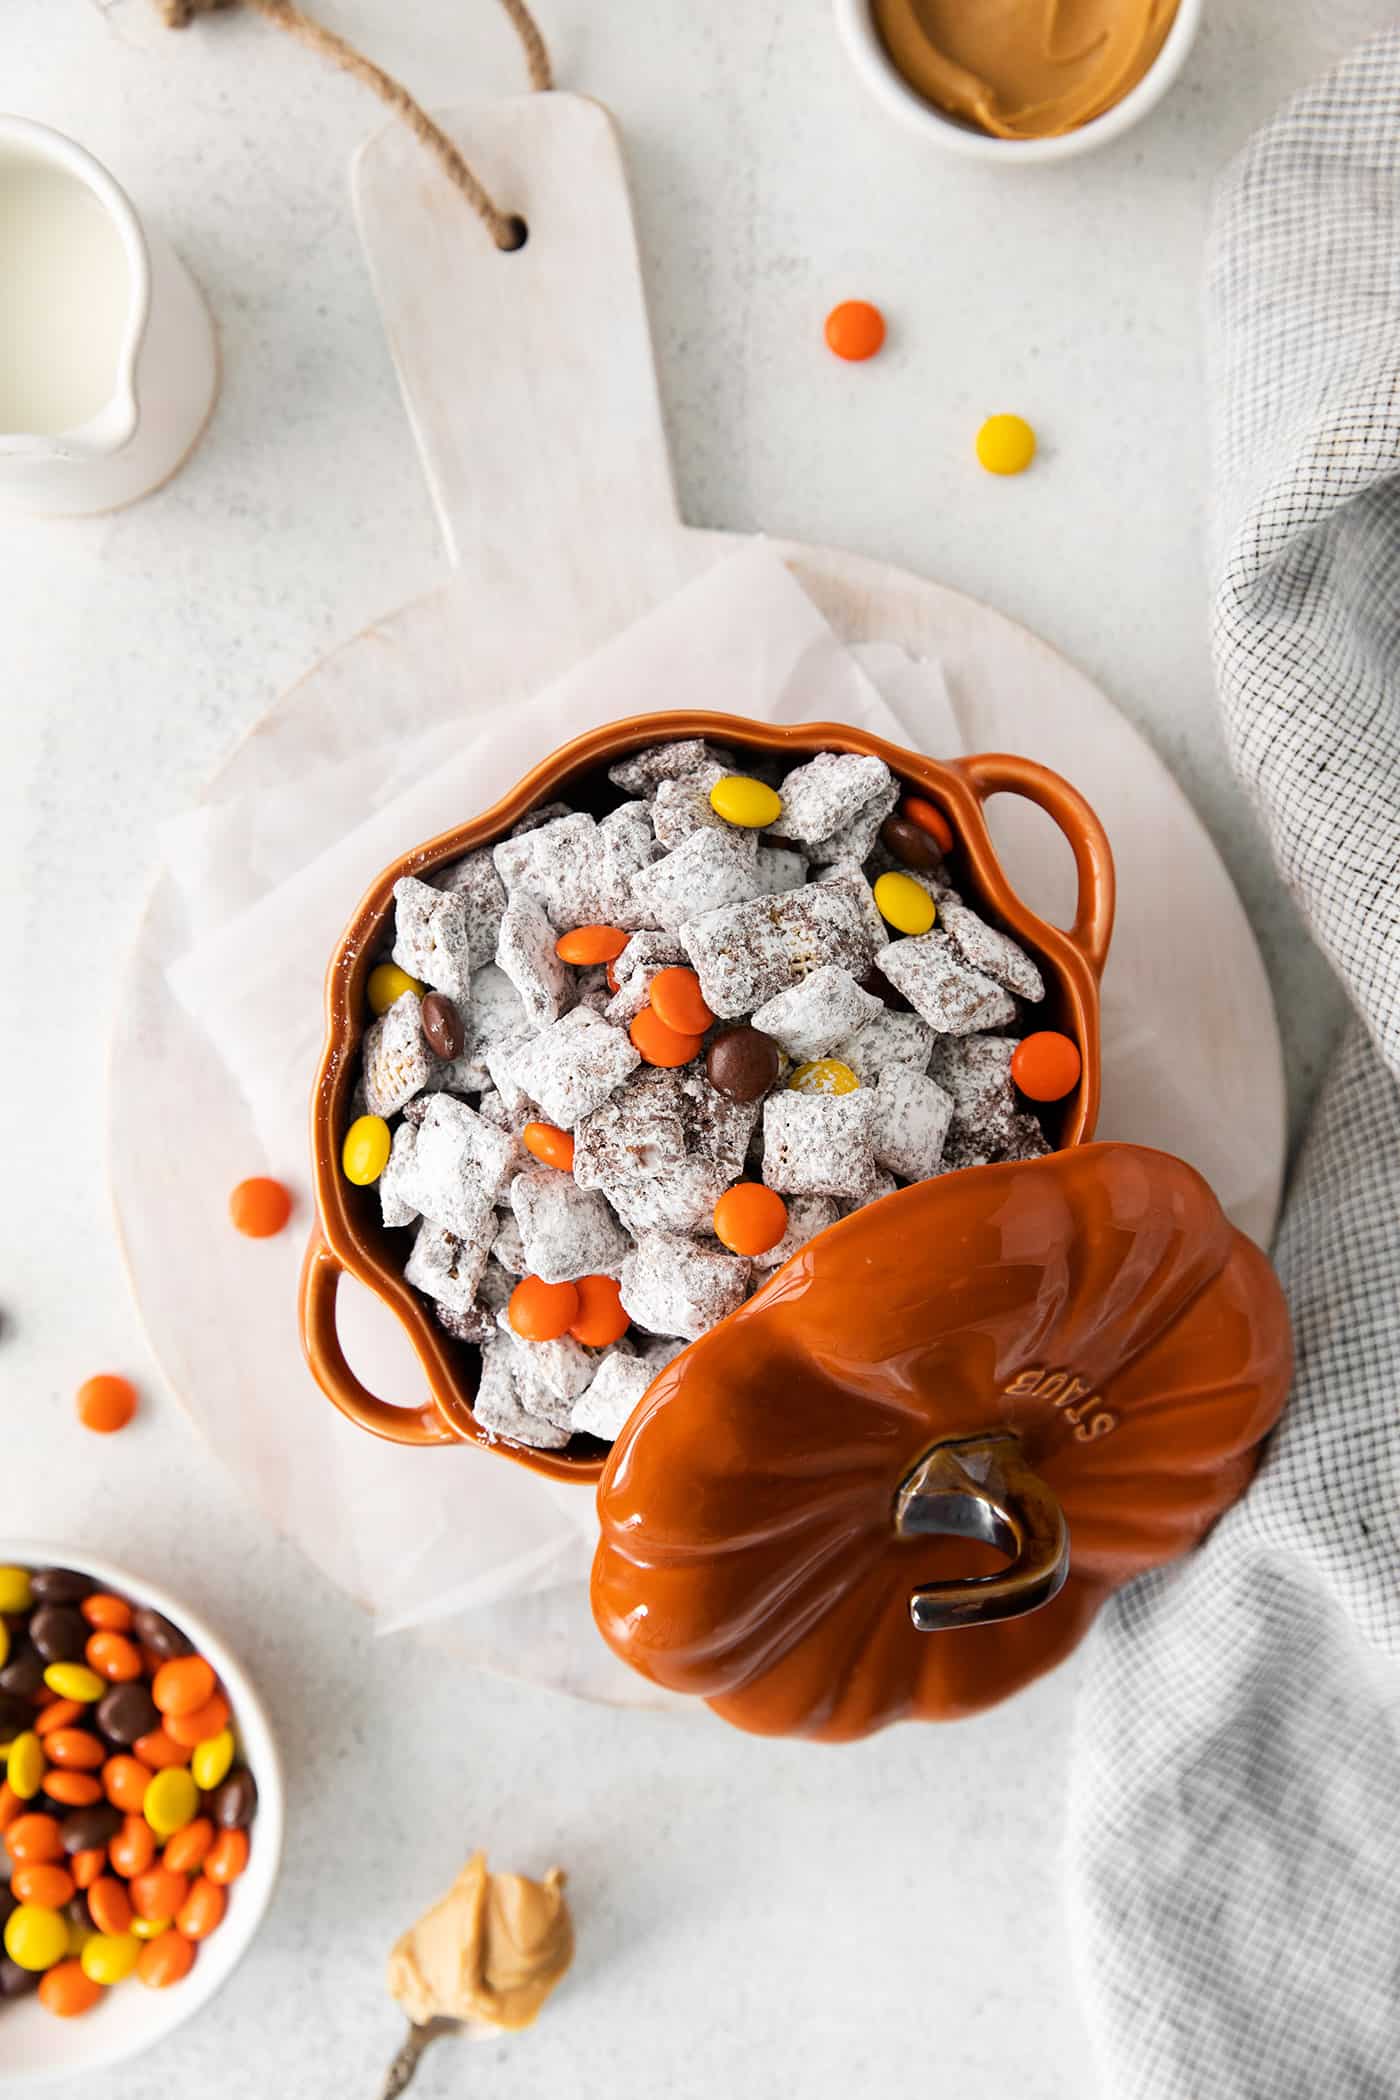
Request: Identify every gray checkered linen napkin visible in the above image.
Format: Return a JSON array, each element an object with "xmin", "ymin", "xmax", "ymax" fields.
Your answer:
[{"xmin": 1066, "ymin": 33, "xmax": 1400, "ymax": 2100}]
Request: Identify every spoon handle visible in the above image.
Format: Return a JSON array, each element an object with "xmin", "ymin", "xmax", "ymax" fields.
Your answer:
[{"xmin": 379, "ymin": 2017, "xmax": 454, "ymax": 2098}]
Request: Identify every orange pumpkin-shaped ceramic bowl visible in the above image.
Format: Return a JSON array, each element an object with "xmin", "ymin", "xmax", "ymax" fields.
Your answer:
[
  {"xmin": 592, "ymin": 1142, "xmax": 1292, "ymax": 1738},
  {"xmin": 300, "ymin": 712, "xmax": 1113, "ymax": 1477}
]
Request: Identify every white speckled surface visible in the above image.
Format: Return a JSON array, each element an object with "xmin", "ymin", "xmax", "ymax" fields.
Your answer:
[{"xmin": 0, "ymin": 1, "xmax": 1382, "ymax": 2093}]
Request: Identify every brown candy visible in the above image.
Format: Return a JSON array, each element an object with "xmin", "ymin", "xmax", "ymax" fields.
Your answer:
[
  {"xmin": 879, "ymin": 813, "xmax": 944, "ymax": 873},
  {"xmin": 0, "ymin": 1690, "xmax": 31, "ymax": 1739},
  {"xmin": 28, "ymin": 1568, "xmax": 94, "ymax": 1605},
  {"xmin": 705, "ymin": 1026, "xmax": 781, "ymax": 1106},
  {"xmin": 0, "ymin": 1649, "xmax": 46, "ymax": 1699},
  {"xmin": 0, "ymin": 1957, "xmax": 37, "ymax": 1999},
  {"xmin": 30, "ymin": 1606, "xmax": 88, "ymax": 1663},
  {"xmin": 420, "ymin": 991, "xmax": 465, "ymax": 1061},
  {"xmin": 131, "ymin": 1607, "xmax": 193, "ymax": 1660},
  {"xmin": 210, "ymin": 1769, "xmax": 258, "ymax": 1830},
  {"xmin": 97, "ymin": 1682, "xmax": 160, "ymax": 1747},
  {"xmin": 61, "ymin": 1803, "xmax": 122, "ymax": 1855}
]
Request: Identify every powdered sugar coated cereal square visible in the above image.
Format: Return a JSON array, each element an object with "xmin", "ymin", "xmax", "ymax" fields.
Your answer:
[
  {"xmin": 761, "ymin": 1090, "xmax": 881, "ymax": 1200},
  {"xmin": 433, "ymin": 848, "xmax": 507, "ymax": 972},
  {"xmin": 392, "ymin": 877, "xmax": 474, "ymax": 1002},
  {"xmin": 750, "ymin": 1193, "xmax": 841, "ymax": 1270},
  {"xmin": 496, "ymin": 892, "xmax": 572, "ymax": 1028},
  {"xmin": 875, "ymin": 929, "xmax": 1017, "ymax": 1035},
  {"xmin": 472, "ymin": 1339, "xmax": 570, "ymax": 1450},
  {"xmin": 378, "ymin": 1121, "xmax": 420, "ymax": 1230},
  {"xmin": 872, "ymin": 1066, "xmax": 953, "ymax": 1182},
  {"xmin": 680, "ymin": 877, "xmax": 880, "ymax": 1018},
  {"xmin": 402, "ymin": 1094, "xmax": 517, "ymax": 1232},
  {"xmin": 505, "ymin": 1007, "xmax": 641, "ymax": 1130},
  {"xmin": 571, "ymin": 1350, "xmax": 655, "ymax": 1440},
  {"xmin": 767, "ymin": 752, "xmax": 896, "ymax": 854},
  {"xmin": 627, "ymin": 825, "xmax": 763, "ymax": 932},
  {"xmin": 403, "ymin": 1217, "xmax": 492, "ymax": 1314},
  {"xmin": 510, "ymin": 1164, "xmax": 630, "ymax": 1283},
  {"xmin": 608, "ymin": 739, "xmax": 734, "ymax": 794},
  {"xmin": 835, "ymin": 1007, "xmax": 936, "ymax": 1083},
  {"xmin": 572, "ymin": 1071, "xmax": 688, "ymax": 1190},
  {"xmin": 619, "ymin": 1231, "xmax": 752, "ymax": 1341},
  {"xmin": 750, "ymin": 965, "xmax": 882, "ymax": 1064},
  {"xmin": 937, "ymin": 899, "xmax": 1045, "ymax": 1002},
  {"xmin": 362, "ymin": 990, "xmax": 433, "ymax": 1118}
]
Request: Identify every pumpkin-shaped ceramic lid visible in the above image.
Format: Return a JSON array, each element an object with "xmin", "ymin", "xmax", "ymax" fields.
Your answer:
[{"xmin": 591, "ymin": 1143, "xmax": 1292, "ymax": 1741}]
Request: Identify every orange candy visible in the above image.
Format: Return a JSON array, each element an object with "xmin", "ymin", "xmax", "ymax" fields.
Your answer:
[
  {"xmin": 647, "ymin": 967, "xmax": 714, "ymax": 1037},
  {"xmin": 6, "ymin": 1812, "xmax": 64, "ymax": 1863},
  {"xmin": 86, "ymin": 1631, "xmax": 143, "ymax": 1683},
  {"xmin": 508, "ymin": 1275, "xmax": 580, "ymax": 1344},
  {"xmin": 522, "ymin": 1121, "xmax": 575, "ymax": 1173},
  {"xmin": 630, "ymin": 1007, "xmax": 704, "ymax": 1069},
  {"xmin": 45, "ymin": 1772, "xmax": 103, "ymax": 1808},
  {"xmin": 568, "ymin": 1274, "xmax": 629, "ymax": 1348},
  {"xmin": 151, "ymin": 1656, "xmax": 215, "ymax": 1720},
  {"xmin": 133, "ymin": 1728, "xmax": 189, "ymax": 1772},
  {"xmin": 75, "ymin": 1373, "xmax": 138, "ymax": 1435},
  {"xmin": 900, "ymin": 796, "xmax": 954, "ymax": 856},
  {"xmin": 46, "ymin": 1729, "xmax": 105, "ymax": 1771},
  {"xmin": 554, "ymin": 924, "xmax": 628, "ymax": 966},
  {"xmin": 0, "ymin": 1782, "xmax": 19, "ymax": 1833},
  {"xmin": 164, "ymin": 1692, "xmax": 230, "ymax": 1749},
  {"xmin": 176, "ymin": 1877, "xmax": 226, "ymax": 1942},
  {"xmin": 137, "ymin": 1929, "xmax": 195, "ymax": 1989},
  {"xmin": 1010, "ymin": 1031, "xmax": 1082, "ymax": 1103},
  {"xmin": 36, "ymin": 1701, "xmax": 84, "ymax": 1739},
  {"xmin": 81, "ymin": 1593, "xmax": 134, "ymax": 1632},
  {"xmin": 130, "ymin": 1866, "xmax": 189, "ymax": 1923},
  {"xmin": 71, "ymin": 1848, "xmax": 107, "ymax": 1889},
  {"xmin": 11, "ymin": 1862, "xmax": 75, "ymax": 1909},
  {"xmin": 825, "ymin": 299, "xmax": 886, "ymax": 361},
  {"xmin": 204, "ymin": 1828, "xmax": 249, "ymax": 1886},
  {"xmin": 103, "ymin": 1756, "xmax": 152, "ymax": 1814},
  {"xmin": 38, "ymin": 1960, "xmax": 104, "ymax": 2019},
  {"xmin": 88, "ymin": 1877, "xmax": 134, "ymax": 1936},
  {"xmin": 713, "ymin": 1183, "xmax": 789, "ymax": 1257},
  {"xmin": 228, "ymin": 1175, "xmax": 293, "ymax": 1238},
  {"xmin": 109, "ymin": 1815, "xmax": 158, "ymax": 1881},
  {"xmin": 163, "ymin": 1819, "xmax": 214, "ymax": 1876}
]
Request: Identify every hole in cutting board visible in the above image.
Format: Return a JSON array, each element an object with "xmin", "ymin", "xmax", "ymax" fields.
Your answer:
[{"xmin": 978, "ymin": 791, "xmax": 1078, "ymax": 934}]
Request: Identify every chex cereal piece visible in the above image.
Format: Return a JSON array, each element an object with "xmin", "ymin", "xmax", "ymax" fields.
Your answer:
[
  {"xmin": 766, "ymin": 752, "xmax": 896, "ymax": 854},
  {"xmin": 619, "ymin": 1231, "xmax": 752, "ymax": 1341},
  {"xmin": 512, "ymin": 799, "xmax": 573, "ymax": 835},
  {"xmin": 815, "ymin": 863, "xmax": 888, "ymax": 948},
  {"xmin": 927, "ymin": 1036, "xmax": 1018, "ymax": 1145},
  {"xmin": 492, "ymin": 1210, "xmax": 527, "ymax": 1276},
  {"xmin": 674, "ymin": 1069, "xmax": 761, "ymax": 1179},
  {"xmin": 493, "ymin": 811, "xmax": 654, "ymax": 931},
  {"xmin": 943, "ymin": 1112, "xmax": 1050, "ymax": 1173},
  {"xmin": 392, "ymin": 877, "xmax": 474, "ymax": 1002},
  {"xmin": 754, "ymin": 846, "xmax": 808, "ymax": 895},
  {"xmin": 399, "ymin": 1095, "xmax": 516, "ymax": 1239},
  {"xmin": 835, "ymin": 1008, "xmax": 935, "ymax": 1083},
  {"xmin": 504, "ymin": 1007, "xmax": 641, "ymax": 1130},
  {"xmin": 477, "ymin": 1256, "xmax": 514, "ymax": 1309},
  {"xmin": 433, "ymin": 848, "xmax": 507, "ymax": 972},
  {"xmin": 627, "ymin": 825, "xmax": 762, "ymax": 932},
  {"xmin": 837, "ymin": 1170, "xmax": 898, "ymax": 1214},
  {"xmin": 651, "ymin": 766, "xmax": 728, "ymax": 848},
  {"xmin": 404, "ymin": 1217, "xmax": 492, "ymax": 1314},
  {"xmin": 603, "ymin": 972, "xmax": 655, "ymax": 1027},
  {"xmin": 497, "ymin": 893, "xmax": 573, "ymax": 1028},
  {"xmin": 450, "ymin": 964, "xmax": 529, "ymax": 1093},
  {"xmin": 603, "ymin": 1158, "xmax": 732, "ymax": 1237},
  {"xmin": 608, "ymin": 739, "xmax": 734, "ymax": 795},
  {"xmin": 378, "ymin": 1121, "xmax": 421, "ymax": 1229},
  {"xmin": 575, "ymin": 965, "xmax": 613, "ymax": 1015},
  {"xmin": 362, "ymin": 990, "xmax": 433, "ymax": 1117},
  {"xmin": 937, "ymin": 899, "xmax": 1045, "ymax": 1002},
  {"xmin": 750, "ymin": 1193, "xmax": 841, "ymax": 1271},
  {"xmin": 573, "ymin": 1071, "xmax": 688, "ymax": 1190},
  {"xmin": 875, "ymin": 929, "xmax": 1017, "ymax": 1035},
  {"xmin": 472, "ymin": 1339, "xmax": 570, "ymax": 1450},
  {"xmin": 484, "ymin": 1027, "xmax": 542, "ymax": 1121},
  {"xmin": 511, "ymin": 1165, "xmax": 630, "ymax": 1283},
  {"xmin": 495, "ymin": 1310, "xmax": 598, "ymax": 1409},
  {"xmin": 434, "ymin": 1299, "xmax": 497, "ymax": 1345},
  {"xmin": 761, "ymin": 1090, "xmax": 881, "ymax": 1200},
  {"xmin": 811, "ymin": 775, "xmax": 900, "ymax": 865},
  {"xmin": 750, "ymin": 964, "xmax": 883, "ymax": 1064},
  {"xmin": 570, "ymin": 1349, "xmax": 654, "ymax": 1440},
  {"xmin": 680, "ymin": 876, "xmax": 881, "ymax": 1019},
  {"xmin": 872, "ymin": 1066, "xmax": 953, "ymax": 1181},
  {"xmin": 614, "ymin": 930, "xmax": 688, "ymax": 980}
]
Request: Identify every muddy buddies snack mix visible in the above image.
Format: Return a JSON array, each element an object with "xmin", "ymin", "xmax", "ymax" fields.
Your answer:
[{"xmin": 341, "ymin": 741, "xmax": 1081, "ymax": 1457}]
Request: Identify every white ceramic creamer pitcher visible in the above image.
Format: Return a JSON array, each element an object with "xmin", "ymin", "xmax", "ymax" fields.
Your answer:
[{"xmin": 0, "ymin": 117, "xmax": 218, "ymax": 516}]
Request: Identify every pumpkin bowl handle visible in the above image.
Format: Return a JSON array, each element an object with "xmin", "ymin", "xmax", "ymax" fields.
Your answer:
[
  {"xmin": 298, "ymin": 1230, "xmax": 459, "ymax": 1447},
  {"xmin": 896, "ymin": 1434, "xmax": 1070, "ymax": 1631},
  {"xmin": 951, "ymin": 751, "xmax": 1115, "ymax": 979}
]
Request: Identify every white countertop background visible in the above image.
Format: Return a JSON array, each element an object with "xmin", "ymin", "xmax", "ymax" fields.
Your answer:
[{"xmin": 1, "ymin": 1, "xmax": 1384, "ymax": 2094}]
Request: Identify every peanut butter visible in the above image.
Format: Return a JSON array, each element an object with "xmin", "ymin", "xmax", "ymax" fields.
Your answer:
[
  {"xmin": 872, "ymin": 0, "xmax": 1180, "ymax": 140},
  {"xmin": 387, "ymin": 1852, "xmax": 573, "ymax": 2033}
]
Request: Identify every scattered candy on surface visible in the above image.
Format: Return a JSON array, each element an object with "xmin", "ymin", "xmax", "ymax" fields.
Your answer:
[
  {"xmin": 900, "ymin": 796, "xmax": 955, "ymax": 855},
  {"xmin": 342, "ymin": 1113, "xmax": 392, "ymax": 1186},
  {"xmin": 976, "ymin": 413, "xmax": 1036, "ymax": 476},
  {"xmin": 74, "ymin": 1376, "xmax": 137, "ymax": 1437},
  {"xmin": 228, "ymin": 1177, "xmax": 293, "ymax": 1239},
  {"xmin": 787, "ymin": 1059, "xmax": 860, "ymax": 1097},
  {"xmin": 647, "ymin": 967, "xmax": 715, "ymax": 1037},
  {"xmin": 508, "ymin": 1276, "xmax": 581, "ymax": 1344},
  {"xmin": 522, "ymin": 1121, "xmax": 575, "ymax": 1173},
  {"xmin": 824, "ymin": 300, "xmax": 886, "ymax": 362},
  {"xmin": 629, "ymin": 1007, "xmax": 705, "ymax": 1069},
  {"xmin": 713, "ymin": 1184, "xmax": 789, "ymax": 1257},
  {"xmin": 1010, "ymin": 1031, "xmax": 1082, "ymax": 1102},
  {"xmin": 367, "ymin": 962, "xmax": 423, "ymax": 1016},
  {"xmin": 554, "ymin": 924, "xmax": 629, "ymax": 966},
  {"xmin": 873, "ymin": 870, "xmax": 937, "ymax": 936},
  {"xmin": 708, "ymin": 775, "xmax": 783, "ymax": 829}
]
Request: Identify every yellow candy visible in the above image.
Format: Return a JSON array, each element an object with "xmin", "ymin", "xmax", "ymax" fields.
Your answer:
[
  {"xmin": 788, "ymin": 1059, "xmax": 860, "ymax": 1097},
  {"xmin": 709, "ymin": 775, "xmax": 783, "ymax": 830},
  {"xmin": 342, "ymin": 1113, "xmax": 392, "ymax": 1186},
  {"xmin": 0, "ymin": 1620, "xmax": 8, "ymax": 1671},
  {"xmin": 65, "ymin": 1916, "xmax": 94, "ymax": 1957},
  {"xmin": 4, "ymin": 1905, "xmax": 68, "ymax": 1972},
  {"xmin": 43, "ymin": 1662, "xmax": 104, "ymax": 1704},
  {"xmin": 976, "ymin": 413, "xmax": 1036, "ymax": 477},
  {"xmin": 873, "ymin": 870, "xmax": 936, "ymax": 937},
  {"xmin": 82, "ymin": 1933, "xmax": 142, "ymax": 1986},
  {"xmin": 0, "ymin": 1566, "xmax": 33, "ymax": 1615},
  {"xmin": 191, "ymin": 1727, "xmax": 235, "ymax": 1792},
  {"xmin": 367, "ymin": 961, "xmax": 423, "ymax": 1016},
  {"xmin": 5, "ymin": 1731, "xmax": 44, "ymax": 1801},
  {"xmin": 143, "ymin": 1765, "xmax": 199, "ymax": 1839},
  {"xmin": 130, "ymin": 1916, "xmax": 170, "ymax": 1941}
]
